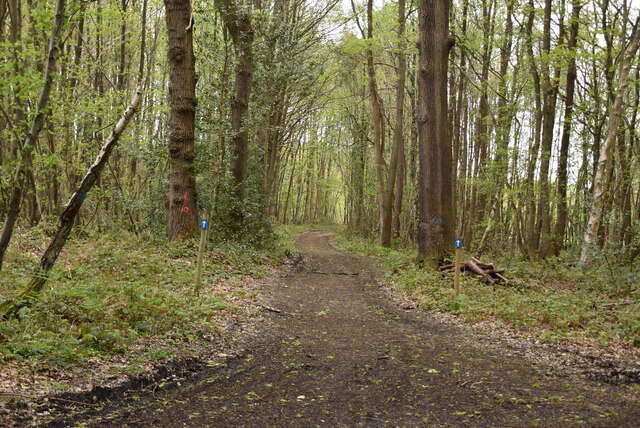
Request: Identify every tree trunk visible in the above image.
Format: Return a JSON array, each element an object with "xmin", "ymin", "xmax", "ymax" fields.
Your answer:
[
  {"xmin": 216, "ymin": 0, "xmax": 254, "ymax": 230},
  {"xmin": 165, "ymin": 0, "xmax": 199, "ymax": 240},
  {"xmin": 139, "ymin": 0, "xmax": 148, "ymax": 82},
  {"xmin": 581, "ymin": 21, "xmax": 640, "ymax": 265},
  {"xmin": 453, "ymin": 0, "xmax": 468, "ymax": 239},
  {"xmin": 118, "ymin": 0, "xmax": 127, "ymax": 91},
  {"xmin": 469, "ymin": 0, "xmax": 494, "ymax": 242},
  {"xmin": 417, "ymin": 0, "xmax": 454, "ymax": 263},
  {"xmin": 538, "ymin": 0, "xmax": 565, "ymax": 258},
  {"xmin": 551, "ymin": 0, "xmax": 581, "ymax": 256},
  {"xmin": 360, "ymin": 0, "xmax": 386, "ymax": 241},
  {"xmin": 381, "ymin": 0, "xmax": 406, "ymax": 247},
  {"xmin": 0, "ymin": 0, "xmax": 65, "ymax": 271},
  {"xmin": 524, "ymin": 0, "xmax": 543, "ymax": 258},
  {"xmin": 393, "ymin": 126, "xmax": 405, "ymax": 238},
  {"xmin": 282, "ymin": 137, "xmax": 300, "ymax": 224},
  {"xmin": 350, "ymin": 108, "xmax": 366, "ymax": 230}
]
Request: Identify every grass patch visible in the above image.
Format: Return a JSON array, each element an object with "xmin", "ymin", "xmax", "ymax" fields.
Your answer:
[
  {"xmin": 0, "ymin": 226, "xmax": 283, "ymax": 372},
  {"xmin": 334, "ymin": 230, "xmax": 640, "ymax": 350}
]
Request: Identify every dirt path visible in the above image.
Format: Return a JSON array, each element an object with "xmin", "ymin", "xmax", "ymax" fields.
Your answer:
[{"xmin": 49, "ymin": 231, "xmax": 638, "ymax": 427}]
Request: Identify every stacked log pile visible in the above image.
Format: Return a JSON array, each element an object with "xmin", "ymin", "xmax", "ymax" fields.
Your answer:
[{"xmin": 439, "ymin": 257, "xmax": 507, "ymax": 284}]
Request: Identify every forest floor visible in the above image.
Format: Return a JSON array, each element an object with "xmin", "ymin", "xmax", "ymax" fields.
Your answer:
[{"xmin": 27, "ymin": 230, "xmax": 639, "ymax": 427}]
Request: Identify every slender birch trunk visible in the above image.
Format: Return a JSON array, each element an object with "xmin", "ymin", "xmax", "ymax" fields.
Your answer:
[{"xmin": 581, "ymin": 21, "xmax": 640, "ymax": 265}]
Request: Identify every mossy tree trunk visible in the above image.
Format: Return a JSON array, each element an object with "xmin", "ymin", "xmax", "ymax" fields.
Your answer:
[
  {"xmin": 216, "ymin": 0, "xmax": 254, "ymax": 231},
  {"xmin": 417, "ymin": 0, "xmax": 454, "ymax": 263},
  {"xmin": 165, "ymin": 0, "xmax": 199, "ymax": 240}
]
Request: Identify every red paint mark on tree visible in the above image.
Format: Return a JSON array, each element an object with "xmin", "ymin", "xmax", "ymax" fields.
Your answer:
[{"xmin": 181, "ymin": 192, "xmax": 193, "ymax": 216}]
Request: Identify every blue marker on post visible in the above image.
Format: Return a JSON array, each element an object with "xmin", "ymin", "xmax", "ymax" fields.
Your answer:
[
  {"xmin": 454, "ymin": 238, "xmax": 462, "ymax": 296},
  {"xmin": 201, "ymin": 219, "xmax": 209, "ymax": 230}
]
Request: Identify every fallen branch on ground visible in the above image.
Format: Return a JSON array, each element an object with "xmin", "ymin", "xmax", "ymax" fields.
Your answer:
[{"xmin": 439, "ymin": 257, "xmax": 508, "ymax": 284}]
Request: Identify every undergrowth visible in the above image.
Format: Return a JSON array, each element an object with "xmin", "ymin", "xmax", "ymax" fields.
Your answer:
[
  {"xmin": 0, "ymin": 225, "xmax": 283, "ymax": 372},
  {"xmin": 334, "ymin": 230, "xmax": 640, "ymax": 350}
]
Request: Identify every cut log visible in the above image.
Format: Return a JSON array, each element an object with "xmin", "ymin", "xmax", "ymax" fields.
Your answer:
[
  {"xmin": 471, "ymin": 257, "xmax": 494, "ymax": 270},
  {"xmin": 493, "ymin": 272, "xmax": 509, "ymax": 283},
  {"xmin": 439, "ymin": 263, "xmax": 468, "ymax": 272},
  {"xmin": 466, "ymin": 259, "xmax": 496, "ymax": 284},
  {"xmin": 440, "ymin": 258, "xmax": 506, "ymax": 284}
]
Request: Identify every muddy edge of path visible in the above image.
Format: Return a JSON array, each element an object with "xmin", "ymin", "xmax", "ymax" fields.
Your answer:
[{"xmin": 19, "ymin": 231, "xmax": 640, "ymax": 426}]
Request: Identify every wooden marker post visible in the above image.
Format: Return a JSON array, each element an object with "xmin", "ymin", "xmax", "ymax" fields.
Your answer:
[
  {"xmin": 454, "ymin": 238, "xmax": 462, "ymax": 296},
  {"xmin": 195, "ymin": 218, "xmax": 209, "ymax": 293}
]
